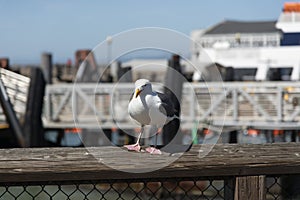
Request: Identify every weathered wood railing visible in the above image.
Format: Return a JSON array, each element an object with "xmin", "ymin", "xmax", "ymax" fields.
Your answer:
[{"xmin": 0, "ymin": 143, "xmax": 300, "ymax": 200}]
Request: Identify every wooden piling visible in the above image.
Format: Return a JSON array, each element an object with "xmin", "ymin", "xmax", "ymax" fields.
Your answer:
[
  {"xmin": 23, "ymin": 67, "xmax": 46, "ymax": 147},
  {"xmin": 162, "ymin": 55, "xmax": 184, "ymax": 145},
  {"xmin": 41, "ymin": 53, "xmax": 53, "ymax": 84}
]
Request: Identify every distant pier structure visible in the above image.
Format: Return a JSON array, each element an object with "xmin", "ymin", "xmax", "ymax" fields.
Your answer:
[
  {"xmin": 0, "ymin": 58, "xmax": 9, "ymax": 69},
  {"xmin": 1, "ymin": 48, "xmax": 300, "ymax": 147}
]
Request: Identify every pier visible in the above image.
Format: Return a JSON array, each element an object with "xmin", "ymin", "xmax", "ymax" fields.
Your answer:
[
  {"xmin": 1, "ymin": 66, "xmax": 300, "ymax": 147},
  {"xmin": 2, "ymin": 67, "xmax": 300, "ymax": 131},
  {"xmin": 0, "ymin": 143, "xmax": 300, "ymax": 199}
]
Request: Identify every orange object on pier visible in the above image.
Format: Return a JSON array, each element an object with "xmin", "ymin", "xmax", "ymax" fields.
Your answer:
[{"xmin": 283, "ymin": 2, "xmax": 300, "ymax": 12}]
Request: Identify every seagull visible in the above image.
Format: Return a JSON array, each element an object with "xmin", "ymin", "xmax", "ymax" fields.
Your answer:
[{"xmin": 124, "ymin": 79, "xmax": 179, "ymax": 154}]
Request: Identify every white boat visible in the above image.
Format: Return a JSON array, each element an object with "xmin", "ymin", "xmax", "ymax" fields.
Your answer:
[{"xmin": 191, "ymin": 2, "xmax": 300, "ymax": 82}]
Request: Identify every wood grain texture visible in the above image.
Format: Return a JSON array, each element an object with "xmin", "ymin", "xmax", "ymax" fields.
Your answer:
[
  {"xmin": 235, "ymin": 176, "xmax": 265, "ymax": 200},
  {"xmin": 0, "ymin": 143, "xmax": 300, "ymax": 184}
]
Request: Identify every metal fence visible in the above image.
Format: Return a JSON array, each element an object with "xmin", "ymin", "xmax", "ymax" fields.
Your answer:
[
  {"xmin": 0, "ymin": 176, "xmax": 299, "ymax": 200},
  {"xmin": 0, "ymin": 178, "xmax": 231, "ymax": 200},
  {"xmin": 44, "ymin": 81, "xmax": 300, "ymax": 130},
  {"xmin": 266, "ymin": 176, "xmax": 300, "ymax": 200}
]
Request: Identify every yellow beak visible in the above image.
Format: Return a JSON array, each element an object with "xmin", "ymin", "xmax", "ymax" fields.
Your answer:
[{"xmin": 135, "ymin": 88, "xmax": 141, "ymax": 98}]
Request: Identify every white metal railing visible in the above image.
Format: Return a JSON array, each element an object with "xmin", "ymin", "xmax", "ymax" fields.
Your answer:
[
  {"xmin": 199, "ymin": 33, "xmax": 281, "ymax": 48},
  {"xmin": 0, "ymin": 68, "xmax": 30, "ymax": 123},
  {"xmin": 2, "ymin": 67, "xmax": 298, "ymax": 131},
  {"xmin": 44, "ymin": 81, "xmax": 300, "ymax": 130},
  {"xmin": 278, "ymin": 12, "xmax": 300, "ymax": 23}
]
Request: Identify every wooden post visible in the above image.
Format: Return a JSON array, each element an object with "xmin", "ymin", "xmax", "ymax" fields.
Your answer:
[
  {"xmin": 281, "ymin": 175, "xmax": 300, "ymax": 198},
  {"xmin": 0, "ymin": 58, "xmax": 9, "ymax": 69},
  {"xmin": 23, "ymin": 68, "xmax": 46, "ymax": 147},
  {"xmin": 224, "ymin": 177, "xmax": 235, "ymax": 200},
  {"xmin": 117, "ymin": 62, "xmax": 132, "ymax": 82},
  {"xmin": 229, "ymin": 130, "xmax": 238, "ymax": 143},
  {"xmin": 162, "ymin": 55, "xmax": 184, "ymax": 145},
  {"xmin": 235, "ymin": 176, "xmax": 266, "ymax": 200},
  {"xmin": 41, "ymin": 53, "xmax": 53, "ymax": 84}
]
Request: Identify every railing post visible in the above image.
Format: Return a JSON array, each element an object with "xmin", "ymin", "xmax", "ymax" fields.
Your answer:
[
  {"xmin": 277, "ymin": 86, "xmax": 283, "ymax": 122},
  {"xmin": 224, "ymin": 177, "xmax": 236, "ymax": 200},
  {"xmin": 235, "ymin": 175, "xmax": 266, "ymax": 200},
  {"xmin": 233, "ymin": 88, "xmax": 238, "ymax": 121},
  {"xmin": 190, "ymin": 86, "xmax": 195, "ymax": 122},
  {"xmin": 72, "ymin": 87, "xmax": 78, "ymax": 123},
  {"xmin": 45, "ymin": 87, "xmax": 52, "ymax": 121}
]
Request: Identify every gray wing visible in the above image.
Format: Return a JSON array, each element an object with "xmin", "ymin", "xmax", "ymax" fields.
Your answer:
[{"xmin": 157, "ymin": 92, "xmax": 175, "ymax": 117}]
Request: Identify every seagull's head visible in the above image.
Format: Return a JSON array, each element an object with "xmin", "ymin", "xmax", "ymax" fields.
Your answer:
[{"xmin": 134, "ymin": 79, "xmax": 152, "ymax": 98}]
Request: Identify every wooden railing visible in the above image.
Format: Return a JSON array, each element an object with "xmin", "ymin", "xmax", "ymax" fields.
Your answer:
[{"xmin": 0, "ymin": 143, "xmax": 300, "ymax": 199}]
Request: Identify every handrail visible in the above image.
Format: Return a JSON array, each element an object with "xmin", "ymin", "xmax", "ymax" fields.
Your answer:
[{"xmin": 0, "ymin": 143, "xmax": 299, "ymax": 183}]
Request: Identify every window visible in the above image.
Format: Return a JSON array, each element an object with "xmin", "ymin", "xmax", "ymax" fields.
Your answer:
[
  {"xmin": 267, "ymin": 67, "xmax": 293, "ymax": 81},
  {"xmin": 233, "ymin": 68, "xmax": 258, "ymax": 81}
]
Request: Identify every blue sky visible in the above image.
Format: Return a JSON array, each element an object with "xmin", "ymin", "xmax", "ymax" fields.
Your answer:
[{"xmin": 0, "ymin": 0, "xmax": 295, "ymax": 64}]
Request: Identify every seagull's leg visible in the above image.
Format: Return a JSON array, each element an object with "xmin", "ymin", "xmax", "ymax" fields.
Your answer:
[
  {"xmin": 146, "ymin": 127, "xmax": 162, "ymax": 155},
  {"xmin": 124, "ymin": 126, "xmax": 143, "ymax": 152}
]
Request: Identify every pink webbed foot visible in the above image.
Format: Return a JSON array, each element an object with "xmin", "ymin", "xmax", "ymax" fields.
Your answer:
[
  {"xmin": 124, "ymin": 144, "xmax": 141, "ymax": 152},
  {"xmin": 145, "ymin": 147, "xmax": 162, "ymax": 155}
]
